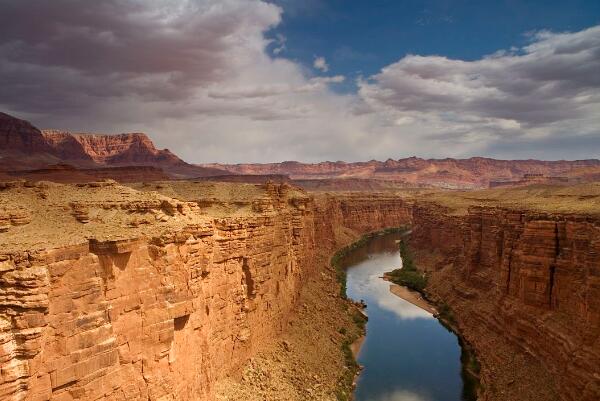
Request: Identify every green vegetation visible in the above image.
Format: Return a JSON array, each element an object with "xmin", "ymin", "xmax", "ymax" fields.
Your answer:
[
  {"xmin": 335, "ymin": 309, "xmax": 368, "ymax": 401},
  {"xmin": 437, "ymin": 302, "xmax": 457, "ymax": 327},
  {"xmin": 352, "ymin": 309, "xmax": 367, "ymax": 330},
  {"xmin": 436, "ymin": 302, "xmax": 480, "ymax": 401},
  {"xmin": 386, "ymin": 240, "xmax": 428, "ymax": 292},
  {"xmin": 336, "ymin": 340, "xmax": 359, "ymax": 401},
  {"xmin": 460, "ymin": 335, "xmax": 481, "ymax": 401}
]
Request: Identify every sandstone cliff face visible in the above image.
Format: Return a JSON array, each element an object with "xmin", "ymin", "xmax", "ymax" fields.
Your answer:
[
  {"xmin": 411, "ymin": 204, "xmax": 600, "ymax": 401},
  {"xmin": 0, "ymin": 182, "xmax": 413, "ymax": 401},
  {"xmin": 313, "ymin": 193, "xmax": 413, "ymax": 241},
  {"xmin": 40, "ymin": 130, "xmax": 187, "ymax": 171},
  {"xmin": 38, "ymin": 132, "xmax": 95, "ymax": 163},
  {"xmin": 66, "ymin": 132, "xmax": 182, "ymax": 166},
  {"xmin": 2, "ymin": 177, "xmax": 598, "ymax": 401}
]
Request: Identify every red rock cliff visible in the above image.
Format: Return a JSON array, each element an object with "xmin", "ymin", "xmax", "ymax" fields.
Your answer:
[
  {"xmin": 411, "ymin": 203, "xmax": 600, "ymax": 401},
  {"xmin": 203, "ymin": 157, "xmax": 600, "ymax": 188},
  {"xmin": 0, "ymin": 182, "xmax": 413, "ymax": 401},
  {"xmin": 3, "ymin": 178, "xmax": 597, "ymax": 401},
  {"xmin": 39, "ymin": 130, "xmax": 187, "ymax": 170}
]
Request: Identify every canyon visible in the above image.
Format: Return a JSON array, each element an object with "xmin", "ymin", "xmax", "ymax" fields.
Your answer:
[
  {"xmin": 0, "ymin": 180, "xmax": 412, "ymax": 401},
  {"xmin": 1, "ymin": 111, "xmax": 599, "ymax": 401},
  {"xmin": 409, "ymin": 195, "xmax": 600, "ymax": 401},
  {"xmin": 1, "ymin": 178, "xmax": 598, "ymax": 401}
]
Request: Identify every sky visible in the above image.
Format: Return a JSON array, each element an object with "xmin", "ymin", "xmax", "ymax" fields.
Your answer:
[{"xmin": 0, "ymin": 0, "xmax": 599, "ymax": 163}]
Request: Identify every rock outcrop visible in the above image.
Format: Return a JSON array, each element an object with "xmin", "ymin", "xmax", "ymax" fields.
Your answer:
[
  {"xmin": 0, "ymin": 113, "xmax": 54, "ymax": 156},
  {"xmin": 410, "ymin": 203, "xmax": 600, "ymax": 401},
  {"xmin": 42, "ymin": 131, "xmax": 182, "ymax": 167},
  {"xmin": 3, "ymin": 111, "xmax": 600, "ymax": 187},
  {"xmin": 0, "ymin": 181, "xmax": 413, "ymax": 401},
  {"xmin": 0, "ymin": 112, "xmax": 226, "ymax": 179}
]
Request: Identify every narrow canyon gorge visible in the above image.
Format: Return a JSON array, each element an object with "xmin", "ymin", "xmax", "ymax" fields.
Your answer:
[
  {"xmin": 0, "ymin": 179, "xmax": 598, "ymax": 401},
  {"xmin": 1, "ymin": 2, "xmax": 599, "ymax": 401}
]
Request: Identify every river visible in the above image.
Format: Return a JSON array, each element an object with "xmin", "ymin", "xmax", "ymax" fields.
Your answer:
[{"xmin": 342, "ymin": 232, "xmax": 472, "ymax": 401}]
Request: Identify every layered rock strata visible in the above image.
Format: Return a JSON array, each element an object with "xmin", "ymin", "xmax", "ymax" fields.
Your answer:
[
  {"xmin": 2, "ymin": 178, "xmax": 598, "ymax": 401},
  {"xmin": 411, "ymin": 203, "xmax": 600, "ymax": 401},
  {"xmin": 0, "ymin": 182, "xmax": 412, "ymax": 401}
]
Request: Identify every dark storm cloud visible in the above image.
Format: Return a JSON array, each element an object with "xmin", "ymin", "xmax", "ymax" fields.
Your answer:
[
  {"xmin": 0, "ymin": 0, "xmax": 598, "ymax": 162},
  {"xmin": 0, "ymin": 0, "xmax": 281, "ymax": 114},
  {"xmin": 1, "ymin": 1, "xmax": 225, "ymax": 76}
]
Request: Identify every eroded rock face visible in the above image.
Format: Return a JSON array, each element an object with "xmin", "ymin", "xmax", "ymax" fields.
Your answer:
[
  {"xmin": 0, "ymin": 206, "xmax": 31, "ymax": 232},
  {"xmin": 411, "ymin": 204, "xmax": 600, "ymax": 401},
  {"xmin": 65, "ymin": 132, "xmax": 182, "ymax": 166},
  {"xmin": 2, "ymin": 179, "xmax": 598, "ymax": 401},
  {"xmin": 0, "ymin": 183, "xmax": 413, "ymax": 401},
  {"xmin": 38, "ymin": 130, "xmax": 186, "ymax": 170}
]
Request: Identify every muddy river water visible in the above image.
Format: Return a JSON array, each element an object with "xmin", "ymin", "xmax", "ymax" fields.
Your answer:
[{"xmin": 342, "ymin": 232, "xmax": 473, "ymax": 401}]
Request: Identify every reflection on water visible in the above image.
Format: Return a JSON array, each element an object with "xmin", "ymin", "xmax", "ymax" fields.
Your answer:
[
  {"xmin": 343, "ymin": 233, "xmax": 465, "ymax": 401},
  {"xmin": 367, "ymin": 389, "xmax": 432, "ymax": 401},
  {"xmin": 347, "ymin": 252, "xmax": 432, "ymax": 320}
]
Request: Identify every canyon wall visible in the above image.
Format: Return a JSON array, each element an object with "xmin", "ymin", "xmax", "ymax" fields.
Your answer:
[
  {"xmin": 0, "ymin": 183, "xmax": 412, "ymax": 401},
  {"xmin": 411, "ymin": 203, "xmax": 600, "ymax": 401},
  {"xmin": 2, "ymin": 177, "xmax": 598, "ymax": 401}
]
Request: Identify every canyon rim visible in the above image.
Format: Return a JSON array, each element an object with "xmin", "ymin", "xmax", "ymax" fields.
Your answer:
[{"xmin": 1, "ymin": 1, "xmax": 600, "ymax": 401}]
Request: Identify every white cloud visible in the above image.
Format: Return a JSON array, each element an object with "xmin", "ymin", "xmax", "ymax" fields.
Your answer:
[
  {"xmin": 313, "ymin": 56, "xmax": 330, "ymax": 72},
  {"xmin": 0, "ymin": 1, "xmax": 598, "ymax": 162},
  {"xmin": 357, "ymin": 25, "xmax": 600, "ymax": 159}
]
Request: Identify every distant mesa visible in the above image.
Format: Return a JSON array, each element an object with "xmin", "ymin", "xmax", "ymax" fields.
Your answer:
[
  {"xmin": 1, "ymin": 111, "xmax": 599, "ymax": 187},
  {"xmin": 203, "ymin": 157, "xmax": 600, "ymax": 189},
  {"xmin": 0, "ymin": 112, "xmax": 227, "ymax": 181}
]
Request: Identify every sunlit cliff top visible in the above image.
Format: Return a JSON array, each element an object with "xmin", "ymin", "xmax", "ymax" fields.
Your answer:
[
  {"xmin": 417, "ymin": 183, "xmax": 600, "ymax": 216},
  {"xmin": 0, "ymin": 180, "xmax": 308, "ymax": 254}
]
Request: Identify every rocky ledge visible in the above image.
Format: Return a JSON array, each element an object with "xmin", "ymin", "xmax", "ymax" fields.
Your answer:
[{"xmin": 0, "ymin": 180, "xmax": 412, "ymax": 401}]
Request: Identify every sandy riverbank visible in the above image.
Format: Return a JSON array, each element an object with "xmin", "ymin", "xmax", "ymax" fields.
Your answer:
[{"xmin": 384, "ymin": 278, "xmax": 438, "ymax": 315}]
